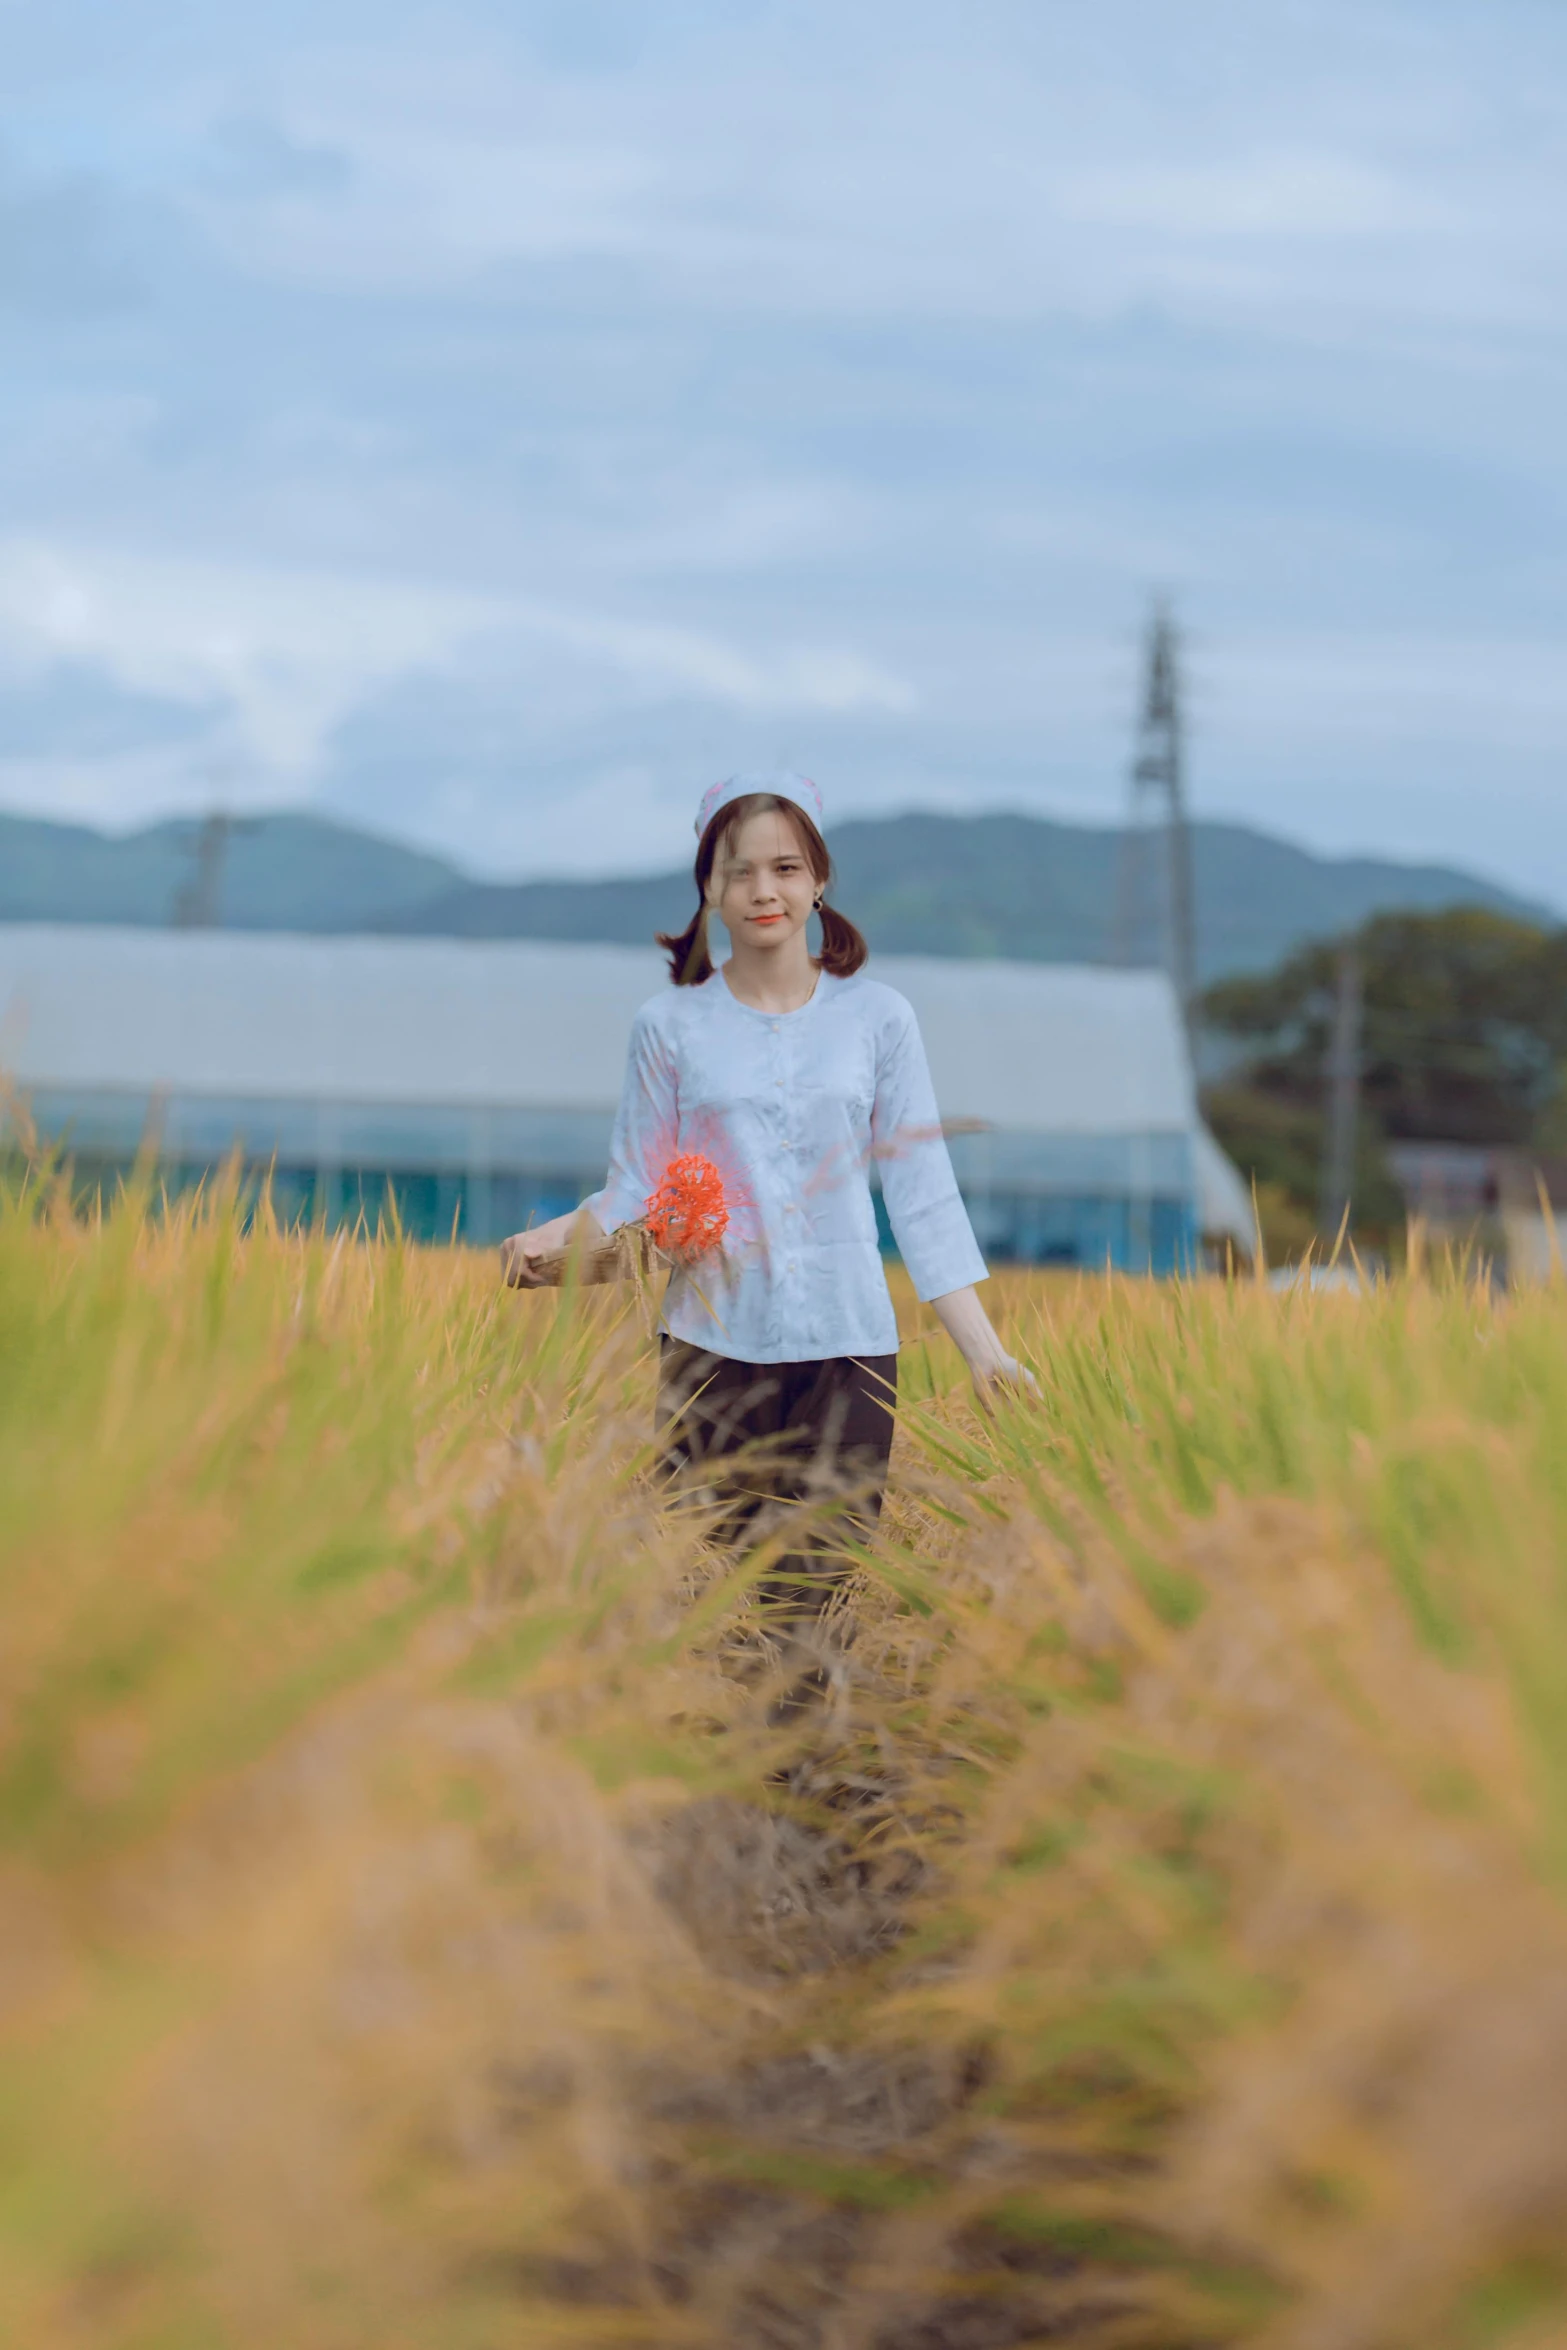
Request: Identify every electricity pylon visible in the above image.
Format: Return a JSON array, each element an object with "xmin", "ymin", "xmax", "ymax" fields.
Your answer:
[
  {"xmin": 171, "ymin": 809, "xmax": 259, "ymax": 929},
  {"xmin": 1112, "ymin": 601, "xmax": 1198, "ymax": 1028}
]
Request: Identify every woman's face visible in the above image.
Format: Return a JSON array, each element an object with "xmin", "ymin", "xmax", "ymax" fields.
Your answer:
[{"xmin": 708, "ymin": 808, "xmax": 819, "ymax": 953}]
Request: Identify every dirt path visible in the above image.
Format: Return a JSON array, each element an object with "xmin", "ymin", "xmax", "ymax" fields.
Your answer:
[{"xmin": 612, "ymin": 1633, "xmax": 1139, "ymax": 2350}]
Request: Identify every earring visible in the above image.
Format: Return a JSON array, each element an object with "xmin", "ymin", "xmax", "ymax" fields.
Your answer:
[{"xmin": 813, "ymin": 893, "xmax": 824, "ymax": 911}]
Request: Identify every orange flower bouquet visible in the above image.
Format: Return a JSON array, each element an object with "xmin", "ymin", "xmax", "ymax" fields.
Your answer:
[
  {"xmin": 644, "ymin": 1152, "xmax": 730, "ymax": 1264},
  {"xmin": 527, "ymin": 1153, "xmax": 730, "ymax": 1287}
]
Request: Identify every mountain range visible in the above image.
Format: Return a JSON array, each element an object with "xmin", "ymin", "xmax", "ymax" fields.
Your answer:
[{"xmin": 0, "ymin": 806, "xmax": 1551, "ymax": 985}]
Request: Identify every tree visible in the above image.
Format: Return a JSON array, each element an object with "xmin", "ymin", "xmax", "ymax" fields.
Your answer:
[{"xmin": 1199, "ymin": 907, "xmax": 1567, "ymax": 1251}]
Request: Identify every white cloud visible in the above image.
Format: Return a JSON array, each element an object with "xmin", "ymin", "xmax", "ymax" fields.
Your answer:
[
  {"xmin": 0, "ymin": 536, "xmax": 914, "ymax": 820},
  {"xmin": 0, "ymin": 538, "xmax": 500, "ymax": 776},
  {"xmin": 508, "ymin": 602, "xmax": 912, "ymax": 718},
  {"xmin": 159, "ymin": 4, "xmax": 1566, "ymax": 350},
  {"xmin": 1058, "ymin": 152, "xmax": 1439, "ymax": 242},
  {"xmin": 1213, "ymin": 631, "xmax": 1567, "ymax": 755}
]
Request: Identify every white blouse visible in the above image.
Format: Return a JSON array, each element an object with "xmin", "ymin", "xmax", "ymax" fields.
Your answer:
[{"xmin": 583, "ymin": 968, "xmax": 988, "ymax": 1364}]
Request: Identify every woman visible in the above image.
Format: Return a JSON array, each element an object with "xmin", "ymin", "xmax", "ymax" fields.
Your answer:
[{"xmin": 502, "ymin": 771, "xmax": 1031, "ymax": 1612}]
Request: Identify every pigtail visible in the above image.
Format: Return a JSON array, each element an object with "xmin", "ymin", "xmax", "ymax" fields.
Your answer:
[
  {"xmin": 816, "ymin": 899, "xmax": 868, "ymax": 977},
  {"xmin": 657, "ymin": 900, "xmax": 716, "ymax": 987}
]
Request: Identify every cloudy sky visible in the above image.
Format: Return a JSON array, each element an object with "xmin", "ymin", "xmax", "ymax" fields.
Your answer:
[{"xmin": 2, "ymin": 0, "xmax": 1564, "ymax": 897}]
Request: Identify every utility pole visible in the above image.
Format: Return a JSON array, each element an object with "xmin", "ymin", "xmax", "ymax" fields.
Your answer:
[
  {"xmin": 1112, "ymin": 601, "xmax": 1198, "ymax": 1028},
  {"xmin": 1320, "ymin": 943, "xmax": 1363, "ymax": 1243}
]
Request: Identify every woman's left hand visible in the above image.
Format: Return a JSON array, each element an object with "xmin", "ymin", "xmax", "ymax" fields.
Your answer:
[
  {"xmin": 968, "ymin": 1349, "xmax": 1041, "ymax": 1411},
  {"xmin": 928, "ymin": 1284, "xmax": 1040, "ymax": 1412}
]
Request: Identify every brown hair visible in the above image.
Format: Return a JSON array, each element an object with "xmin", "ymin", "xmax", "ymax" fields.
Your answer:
[{"xmin": 656, "ymin": 792, "xmax": 869, "ymax": 987}]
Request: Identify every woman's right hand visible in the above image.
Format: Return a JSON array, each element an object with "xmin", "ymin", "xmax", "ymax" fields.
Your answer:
[{"xmin": 500, "ymin": 1210, "xmax": 583, "ymax": 1288}]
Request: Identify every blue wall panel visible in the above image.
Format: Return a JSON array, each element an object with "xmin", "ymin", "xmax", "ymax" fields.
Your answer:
[
  {"xmin": 874, "ymin": 1186, "xmax": 1196, "ymax": 1275},
  {"xmin": 28, "ymin": 1087, "xmax": 1200, "ymax": 1271}
]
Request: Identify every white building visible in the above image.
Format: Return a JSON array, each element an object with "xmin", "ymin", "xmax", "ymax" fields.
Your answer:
[{"xmin": 0, "ymin": 925, "xmax": 1252, "ymax": 1270}]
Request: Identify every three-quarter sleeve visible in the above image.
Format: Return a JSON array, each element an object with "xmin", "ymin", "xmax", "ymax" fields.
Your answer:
[
  {"xmin": 581, "ymin": 1004, "xmax": 678, "ymax": 1235},
  {"xmin": 872, "ymin": 999, "xmax": 988, "ymax": 1301}
]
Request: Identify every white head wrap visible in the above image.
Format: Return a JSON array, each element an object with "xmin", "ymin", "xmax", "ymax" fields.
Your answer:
[{"xmin": 694, "ymin": 769, "xmax": 824, "ymax": 839}]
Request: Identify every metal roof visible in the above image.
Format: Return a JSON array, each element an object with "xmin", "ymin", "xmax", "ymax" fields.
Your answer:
[{"xmin": 0, "ymin": 924, "xmax": 1197, "ymax": 1136}]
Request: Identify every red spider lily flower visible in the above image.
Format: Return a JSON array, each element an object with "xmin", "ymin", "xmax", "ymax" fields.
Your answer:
[{"xmin": 645, "ymin": 1153, "xmax": 729, "ymax": 1264}]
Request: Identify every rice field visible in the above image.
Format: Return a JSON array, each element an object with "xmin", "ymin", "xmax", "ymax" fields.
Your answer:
[{"xmin": 4, "ymin": 1171, "xmax": 1567, "ymax": 2350}]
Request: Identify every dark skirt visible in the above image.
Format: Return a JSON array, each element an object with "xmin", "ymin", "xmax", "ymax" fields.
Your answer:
[{"xmin": 657, "ymin": 1339, "xmax": 898, "ymax": 1615}]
